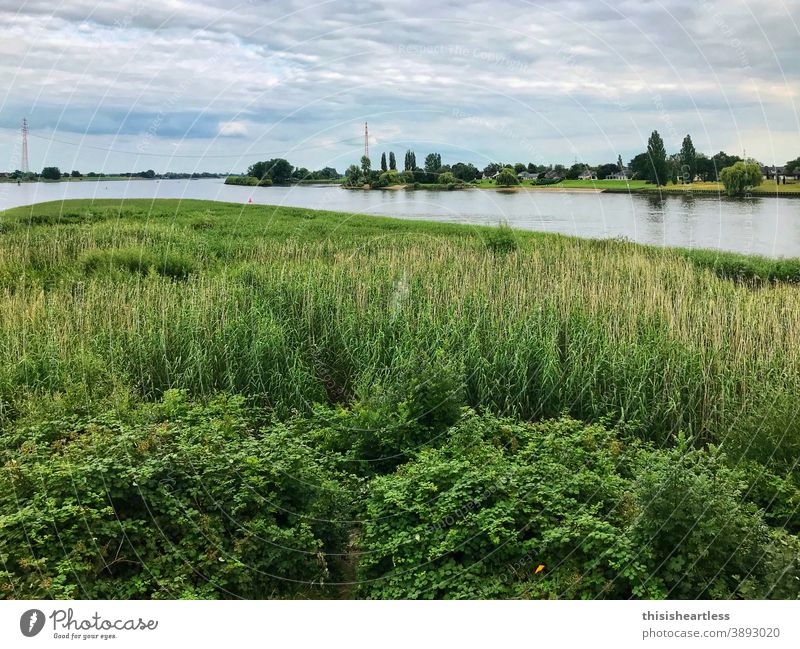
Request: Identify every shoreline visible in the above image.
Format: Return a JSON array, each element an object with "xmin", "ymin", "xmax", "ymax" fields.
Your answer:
[{"xmin": 4, "ymin": 197, "xmax": 800, "ymax": 264}]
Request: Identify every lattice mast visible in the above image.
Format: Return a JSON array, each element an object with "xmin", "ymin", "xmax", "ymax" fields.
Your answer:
[
  {"xmin": 21, "ymin": 118, "xmax": 29, "ymax": 173},
  {"xmin": 364, "ymin": 122, "xmax": 369, "ymax": 160}
]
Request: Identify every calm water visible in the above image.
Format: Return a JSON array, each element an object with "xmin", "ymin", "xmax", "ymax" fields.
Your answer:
[{"xmin": 2, "ymin": 178, "xmax": 799, "ymax": 257}]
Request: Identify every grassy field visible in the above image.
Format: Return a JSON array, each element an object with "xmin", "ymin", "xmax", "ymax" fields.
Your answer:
[{"xmin": 1, "ymin": 198, "xmax": 799, "ymax": 599}]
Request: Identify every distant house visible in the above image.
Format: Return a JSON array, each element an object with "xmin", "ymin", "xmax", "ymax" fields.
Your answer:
[
  {"xmin": 578, "ymin": 170, "xmax": 597, "ymax": 180},
  {"xmin": 517, "ymin": 171, "xmax": 537, "ymax": 180},
  {"xmin": 762, "ymin": 165, "xmax": 785, "ymax": 179},
  {"xmin": 543, "ymin": 169, "xmax": 563, "ymax": 180},
  {"xmin": 604, "ymin": 169, "xmax": 629, "ymax": 180}
]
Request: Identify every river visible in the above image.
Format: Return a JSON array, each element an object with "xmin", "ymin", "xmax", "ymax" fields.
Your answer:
[{"xmin": 1, "ymin": 178, "xmax": 798, "ymax": 257}]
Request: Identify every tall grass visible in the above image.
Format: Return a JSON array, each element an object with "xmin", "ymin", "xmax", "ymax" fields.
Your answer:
[{"xmin": 1, "ymin": 199, "xmax": 799, "ymax": 468}]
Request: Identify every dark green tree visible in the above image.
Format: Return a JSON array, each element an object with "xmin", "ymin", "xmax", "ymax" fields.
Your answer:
[
  {"xmin": 389, "ymin": 151, "xmax": 396, "ymax": 171},
  {"xmin": 361, "ymin": 155, "xmax": 371, "ymax": 177},
  {"xmin": 345, "ymin": 164, "xmax": 362, "ymax": 186},
  {"xmin": 404, "ymin": 150, "xmax": 416, "ymax": 171},
  {"xmin": 424, "ymin": 153, "xmax": 441, "ymax": 173},
  {"xmin": 483, "ymin": 162, "xmax": 503, "ymax": 177},
  {"xmin": 451, "ymin": 162, "xmax": 479, "ymax": 182},
  {"xmin": 646, "ymin": 130, "xmax": 668, "ymax": 185},
  {"xmin": 679, "ymin": 135, "xmax": 697, "ymax": 184},
  {"xmin": 597, "ymin": 163, "xmax": 619, "ymax": 179},
  {"xmin": 41, "ymin": 166, "xmax": 61, "ymax": 180},
  {"xmin": 629, "ymin": 153, "xmax": 651, "ymax": 181},
  {"xmin": 247, "ymin": 158, "xmax": 293, "ymax": 184},
  {"xmin": 380, "ymin": 152, "xmax": 387, "ymax": 172}
]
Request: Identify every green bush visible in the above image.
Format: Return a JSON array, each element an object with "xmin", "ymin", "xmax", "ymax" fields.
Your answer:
[
  {"xmin": 357, "ymin": 413, "xmax": 799, "ymax": 599},
  {"xmin": 627, "ymin": 437, "xmax": 782, "ymax": 598},
  {"xmin": 357, "ymin": 413, "xmax": 653, "ymax": 599},
  {"xmin": 224, "ymin": 175, "xmax": 258, "ymax": 186},
  {"xmin": 303, "ymin": 348, "xmax": 465, "ymax": 475},
  {"xmin": 485, "ymin": 223, "xmax": 518, "ymax": 254},
  {"xmin": 0, "ymin": 391, "xmax": 352, "ymax": 599}
]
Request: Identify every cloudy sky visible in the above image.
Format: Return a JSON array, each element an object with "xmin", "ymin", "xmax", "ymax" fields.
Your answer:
[{"xmin": 1, "ymin": 0, "xmax": 798, "ymax": 173}]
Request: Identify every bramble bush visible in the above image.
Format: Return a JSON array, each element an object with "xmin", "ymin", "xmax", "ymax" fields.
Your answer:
[
  {"xmin": 357, "ymin": 412, "xmax": 799, "ymax": 599},
  {"xmin": 1, "ymin": 392, "xmax": 797, "ymax": 600},
  {"xmin": 0, "ymin": 391, "xmax": 352, "ymax": 599}
]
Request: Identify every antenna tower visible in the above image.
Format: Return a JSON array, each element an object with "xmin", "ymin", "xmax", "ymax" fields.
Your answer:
[
  {"xmin": 21, "ymin": 118, "xmax": 29, "ymax": 173},
  {"xmin": 364, "ymin": 122, "xmax": 369, "ymax": 160}
]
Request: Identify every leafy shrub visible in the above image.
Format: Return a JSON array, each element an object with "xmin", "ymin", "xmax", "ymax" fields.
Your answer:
[
  {"xmin": 0, "ymin": 391, "xmax": 352, "ymax": 599},
  {"xmin": 81, "ymin": 248, "xmax": 194, "ymax": 279},
  {"xmin": 223, "ymin": 175, "xmax": 258, "ymax": 186},
  {"xmin": 485, "ymin": 223, "xmax": 518, "ymax": 254},
  {"xmin": 357, "ymin": 413, "xmax": 653, "ymax": 599},
  {"xmin": 627, "ymin": 437, "xmax": 796, "ymax": 598},
  {"xmin": 357, "ymin": 414, "xmax": 799, "ymax": 599},
  {"xmin": 257, "ymin": 177, "xmax": 272, "ymax": 187},
  {"xmin": 304, "ymin": 348, "xmax": 465, "ymax": 474}
]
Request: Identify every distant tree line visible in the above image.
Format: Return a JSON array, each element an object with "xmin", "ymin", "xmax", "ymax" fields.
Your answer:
[
  {"xmin": 225, "ymin": 159, "xmax": 341, "ymax": 186},
  {"xmin": 8, "ymin": 168, "xmax": 227, "ymax": 181}
]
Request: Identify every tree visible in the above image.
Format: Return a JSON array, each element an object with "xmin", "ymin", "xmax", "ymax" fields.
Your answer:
[
  {"xmin": 646, "ymin": 130, "xmax": 668, "ymax": 186},
  {"xmin": 597, "ymin": 163, "xmax": 619, "ymax": 179},
  {"xmin": 566, "ymin": 163, "xmax": 586, "ymax": 180},
  {"xmin": 629, "ymin": 153, "xmax": 651, "ymax": 181},
  {"xmin": 424, "ymin": 153, "xmax": 441, "ymax": 173},
  {"xmin": 247, "ymin": 158, "xmax": 293, "ymax": 184},
  {"xmin": 710, "ymin": 151, "xmax": 742, "ymax": 181},
  {"xmin": 404, "ymin": 150, "xmax": 416, "ymax": 172},
  {"xmin": 380, "ymin": 152, "xmax": 387, "ymax": 172},
  {"xmin": 70, "ymin": 170, "xmax": 81, "ymax": 178},
  {"xmin": 513, "ymin": 163, "xmax": 527, "ymax": 173},
  {"xmin": 495, "ymin": 167, "xmax": 519, "ymax": 187},
  {"xmin": 313, "ymin": 166, "xmax": 339, "ymax": 180},
  {"xmin": 678, "ymin": 135, "xmax": 697, "ymax": 184},
  {"xmin": 438, "ymin": 172, "xmax": 457, "ymax": 185},
  {"xmin": 389, "ymin": 151, "xmax": 396, "ymax": 171},
  {"xmin": 293, "ymin": 167, "xmax": 311, "ymax": 180},
  {"xmin": 720, "ymin": 161, "xmax": 763, "ymax": 196},
  {"xmin": 784, "ymin": 157, "xmax": 800, "ymax": 177},
  {"xmin": 483, "ymin": 162, "xmax": 503, "ymax": 178},
  {"xmin": 451, "ymin": 162, "xmax": 479, "ymax": 182},
  {"xmin": 41, "ymin": 166, "xmax": 61, "ymax": 180},
  {"xmin": 527, "ymin": 162, "xmax": 538, "ymax": 174},
  {"xmin": 345, "ymin": 164, "xmax": 362, "ymax": 187},
  {"xmin": 360, "ymin": 156, "xmax": 371, "ymax": 177}
]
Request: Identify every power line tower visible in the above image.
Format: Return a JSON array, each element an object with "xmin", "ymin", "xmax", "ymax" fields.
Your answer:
[
  {"xmin": 21, "ymin": 118, "xmax": 29, "ymax": 173},
  {"xmin": 364, "ymin": 122, "xmax": 369, "ymax": 160}
]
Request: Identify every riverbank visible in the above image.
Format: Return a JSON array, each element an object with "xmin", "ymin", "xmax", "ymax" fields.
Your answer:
[{"xmin": 1, "ymin": 198, "xmax": 798, "ymax": 599}]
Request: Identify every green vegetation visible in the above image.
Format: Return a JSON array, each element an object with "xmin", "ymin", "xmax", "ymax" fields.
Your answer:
[
  {"xmin": 40, "ymin": 166, "xmax": 62, "ymax": 180},
  {"xmin": 721, "ymin": 161, "xmax": 764, "ymax": 196},
  {"xmin": 224, "ymin": 175, "xmax": 258, "ymax": 186},
  {"xmin": 495, "ymin": 167, "xmax": 519, "ymax": 187},
  {"xmin": 1, "ymin": 198, "xmax": 799, "ymax": 599}
]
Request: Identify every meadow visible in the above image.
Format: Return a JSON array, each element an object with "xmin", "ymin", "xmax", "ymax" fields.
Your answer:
[{"xmin": 1, "ymin": 199, "xmax": 798, "ymax": 599}]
